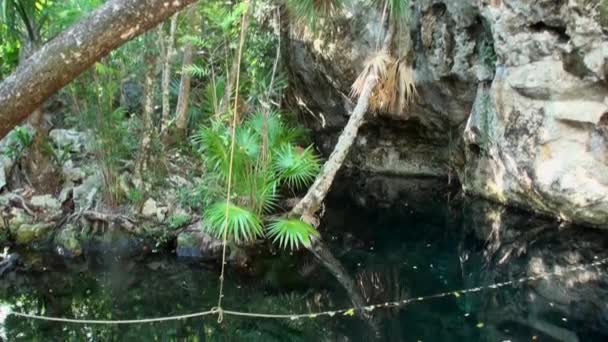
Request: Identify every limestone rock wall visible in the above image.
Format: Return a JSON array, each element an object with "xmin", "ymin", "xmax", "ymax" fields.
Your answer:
[{"xmin": 285, "ymin": 0, "xmax": 608, "ymax": 228}]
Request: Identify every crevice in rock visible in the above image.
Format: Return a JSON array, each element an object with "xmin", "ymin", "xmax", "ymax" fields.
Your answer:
[
  {"xmin": 562, "ymin": 49, "xmax": 594, "ymax": 79},
  {"xmin": 598, "ymin": 112, "xmax": 608, "ymax": 127},
  {"xmin": 529, "ymin": 21, "xmax": 570, "ymax": 42}
]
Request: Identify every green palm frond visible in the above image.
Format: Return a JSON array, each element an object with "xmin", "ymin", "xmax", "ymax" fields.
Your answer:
[
  {"xmin": 267, "ymin": 218, "xmax": 319, "ymax": 250},
  {"xmin": 203, "ymin": 202, "xmax": 264, "ymax": 244},
  {"xmin": 273, "ymin": 144, "xmax": 320, "ymax": 190},
  {"xmin": 192, "ymin": 126, "xmax": 227, "ymax": 166},
  {"xmin": 179, "ymin": 34, "xmax": 210, "ymax": 49},
  {"xmin": 388, "ymin": 0, "xmax": 409, "ymax": 22},
  {"xmin": 248, "ymin": 111, "xmax": 307, "ymax": 149},
  {"xmin": 183, "ymin": 63, "xmax": 208, "ymax": 77},
  {"xmin": 202, "ymin": 77, "xmax": 226, "ymax": 118},
  {"xmin": 238, "ymin": 172, "xmax": 280, "ymax": 215},
  {"xmin": 286, "ymin": 0, "xmax": 343, "ymax": 28},
  {"xmin": 236, "ymin": 126, "xmax": 260, "ymax": 160}
]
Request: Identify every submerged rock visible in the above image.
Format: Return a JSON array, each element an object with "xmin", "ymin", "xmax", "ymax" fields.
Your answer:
[
  {"xmin": 0, "ymin": 253, "xmax": 20, "ymax": 277},
  {"xmin": 461, "ymin": 199, "xmax": 608, "ymax": 339},
  {"xmin": 176, "ymin": 224, "xmax": 223, "ymax": 259}
]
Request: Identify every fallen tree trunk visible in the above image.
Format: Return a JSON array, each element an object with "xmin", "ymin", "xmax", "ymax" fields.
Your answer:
[{"xmin": 0, "ymin": 0, "xmax": 197, "ymax": 139}]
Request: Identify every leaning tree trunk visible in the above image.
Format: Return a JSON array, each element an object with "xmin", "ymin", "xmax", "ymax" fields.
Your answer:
[
  {"xmin": 291, "ymin": 23, "xmax": 395, "ymax": 221},
  {"xmin": 0, "ymin": 0, "xmax": 197, "ymax": 140},
  {"xmin": 174, "ymin": 5, "xmax": 198, "ymax": 137},
  {"xmin": 218, "ymin": 0, "xmax": 257, "ymax": 115},
  {"xmin": 160, "ymin": 14, "xmax": 178, "ymax": 136}
]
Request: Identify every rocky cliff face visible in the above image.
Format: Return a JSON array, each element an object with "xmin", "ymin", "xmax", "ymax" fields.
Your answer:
[{"xmin": 285, "ymin": 0, "xmax": 608, "ymax": 228}]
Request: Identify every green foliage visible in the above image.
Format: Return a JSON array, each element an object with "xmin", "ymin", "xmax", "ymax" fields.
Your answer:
[
  {"xmin": 267, "ymin": 219, "xmax": 319, "ymax": 250},
  {"xmin": 286, "ymin": 0, "xmax": 344, "ymax": 28},
  {"xmin": 183, "ymin": 63, "xmax": 208, "ymax": 78},
  {"xmin": 0, "ymin": 0, "xmax": 49, "ymax": 42},
  {"xmin": 168, "ymin": 213, "xmax": 192, "ymax": 230},
  {"xmin": 4, "ymin": 126, "xmax": 33, "ymax": 159},
  {"xmin": 193, "ymin": 110, "xmax": 321, "ymax": 249},
  {"xmin": 203, "ymin": 202, "xmax": 263, "ymax": 243},
  {"xmin": 127, "ymin": 188, "xmax": 144, "ymax": 205},
  {"xmin": 387, "ymin": 0, "xmax": 410, "ymax": 23},
  {"xmin": 274, "ymin": 144, "xmax": 320, "ymax": 190},
  {"xmin": 479, "ymin": 92, "xmax": 495, "ymax": 155},
  {"xmin": 479, "ymin": 38, "xmax": 497, "ymax": 70}
]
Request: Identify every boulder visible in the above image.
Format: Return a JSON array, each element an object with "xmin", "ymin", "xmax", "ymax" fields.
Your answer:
[
  {"xmin": 142, "ymin": 198, "xmax": 158, "ymax": 218},
  {"xmin": 30, "ymin": 195, "xmax": 61, "ymax": 214},
  {"xmin": 0, "ymin": 156, "xmax": 13, "ymax": 191},
  {"xmin": 73, "ymin": 172, "xmax": 102, "ymax": 212},
  {"xmin": 13, "ymin": 223, "xmax": 54, "ymax": 245},
  {"xmin": 62, "ymin": 160, "xmax": 85, "ymax": 183},
  {"xmin": 49, "ymin": 129, "xmax": 92, "ymax": 155},
  {"xmin": 54, "ymin": 224, "xmax": 82, "ymax": 257}
]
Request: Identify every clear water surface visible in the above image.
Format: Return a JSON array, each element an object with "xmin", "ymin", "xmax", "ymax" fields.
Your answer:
[{"xmin": 1, "ymin": 177, "xmax": 607, "ymax": 341}]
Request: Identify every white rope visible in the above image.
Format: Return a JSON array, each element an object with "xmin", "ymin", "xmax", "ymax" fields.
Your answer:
[
  {"xmin": 3, "ymin": 256, "xmax": 606, "ymax": 324},
  {"xmin": 7, "ymin": 309, "xmax": 218, "ymax": 325}
]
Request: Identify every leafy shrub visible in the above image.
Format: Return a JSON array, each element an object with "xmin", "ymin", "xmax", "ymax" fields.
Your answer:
[{"xmin": 193, "ymin": 111, "xmax": 321, "ymax": 249}]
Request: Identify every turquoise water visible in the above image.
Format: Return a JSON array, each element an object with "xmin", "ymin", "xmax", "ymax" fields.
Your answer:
[{"xmin": 1, "ymin": 179, "xmax": 607, "ymax": 341}]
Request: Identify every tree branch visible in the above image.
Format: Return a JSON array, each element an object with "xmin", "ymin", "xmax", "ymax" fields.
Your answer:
[{"xmin": 0, "ymin": 0, "xmax": 197, "ymax": 139}]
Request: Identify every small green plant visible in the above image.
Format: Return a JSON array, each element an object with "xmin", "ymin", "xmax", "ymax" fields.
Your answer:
[
  {"xmin": 168, "ymin": 213, "xmax": 191, "ymax": 230},
  {"xmin": 4, "ymin": 127, "xmax": 33, "ymax": 159},
  {"xmin": 193, "ymin": 111, "xmax": 321, "ymax": 249},
  {"xmin": 480, "ymin": 38, "xmax": 497, "ymax": 69},
  {"xmin": 127, "ymin": 188, "xmax": 144, "ymax": 205},
  {"xmin": 480, "ymin": 91, "xmax": 495, "ymax": 154}
]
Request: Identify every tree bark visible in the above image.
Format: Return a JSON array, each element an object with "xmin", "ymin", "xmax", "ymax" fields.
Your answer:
[
  {"xmin": 174, "ymin": 5, "xmax": 198, "ymax": 135},
  {"xmin": 160, "ymin": 13, "xmax": 179, "ymax": 136},
  {"xmin": 134, "ymin": 35, "xmax": 158, "ymax": 185},
  {"xmin": 218, "ymin": 0, "xmax": 257, "ymax": 115},
  {"xmin": 0, "ymin": 0, "xmax": 197, "ymax": 140}
]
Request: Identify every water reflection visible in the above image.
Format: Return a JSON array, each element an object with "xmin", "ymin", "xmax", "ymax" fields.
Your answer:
[{"xmin": 0, "ymin": 176, "xmax": 607, "ymax": 341}]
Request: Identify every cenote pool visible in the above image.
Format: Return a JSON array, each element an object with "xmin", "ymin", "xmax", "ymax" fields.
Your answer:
[{"xmin": 1, "ymin": 177, "xmax": 607, "ymax": 341}]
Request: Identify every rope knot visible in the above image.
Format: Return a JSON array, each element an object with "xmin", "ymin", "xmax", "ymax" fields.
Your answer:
[{"xmin": 212, "ymin": 307, "xmax": 224, "ymax": 323}]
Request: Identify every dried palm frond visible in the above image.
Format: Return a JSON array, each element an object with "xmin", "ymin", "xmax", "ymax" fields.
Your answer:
[
  {"xmin": 383, "ymin": 58, "xmax": 418, "ymax": 114},
  {"xmin": 350, "ymin": 51, "xmax": 393, "ymax": 99}
]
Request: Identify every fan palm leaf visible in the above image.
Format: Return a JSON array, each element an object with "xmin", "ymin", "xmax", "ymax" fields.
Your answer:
[
  {"xmin": 273, "ymin": 144, "xmax": 320, "ymax": 190},
  {"xmin": 267, "ymin": 218, "xmax": 319, "ymax": 250},
  {"xmin": 203, "ymin": 202, "xmax": 264, "ymax": 244},
  {"xmin": 286, "ymin": 0, "xmax": 343, "ymax": 28}
]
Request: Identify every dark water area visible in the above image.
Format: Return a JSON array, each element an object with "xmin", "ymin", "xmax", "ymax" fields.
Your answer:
[{"xmin": 1, "ymin": 176, "xmax": 608, "ymax": 341}]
